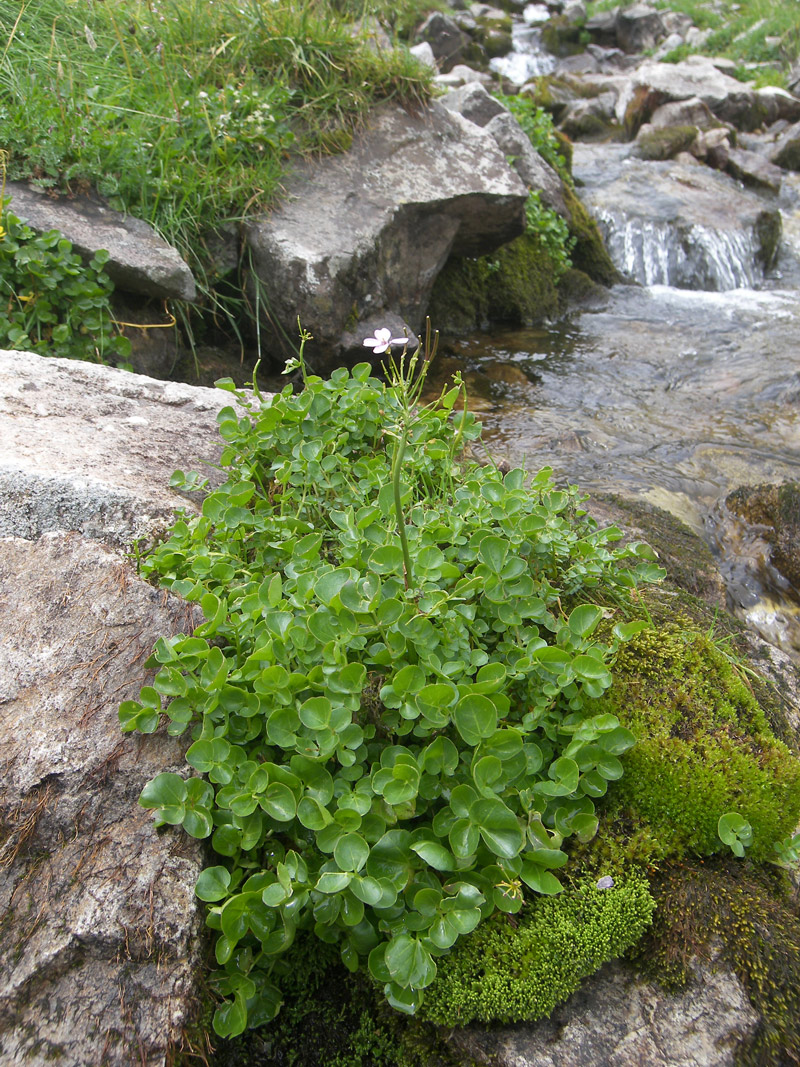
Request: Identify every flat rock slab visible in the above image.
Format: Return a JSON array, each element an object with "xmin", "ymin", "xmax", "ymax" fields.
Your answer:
[
  {"xmin": 0, "ymin": 350, "xmax": 235, "ymax": 545},
  {"xmin": 449, "ymin": 956, "xmax": 759, "ymax": 1067},
  {"xmin": 5, "ymin": 183, "xmax": 197, "ymax": 302},
  {"xmin": 245, "ymin": 100, "xmax": 527, "ymax": 367}
]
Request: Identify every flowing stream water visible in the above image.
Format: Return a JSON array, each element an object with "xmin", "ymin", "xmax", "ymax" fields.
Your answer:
[{"xmin": 426, "ymin": 30, "xmax": 800, "ymax": 655}]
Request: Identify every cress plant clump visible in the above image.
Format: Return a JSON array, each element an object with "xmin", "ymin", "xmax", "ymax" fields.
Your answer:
[
  {"xmin": 0, "ymin": 197, "xmax": 131, "ymax": 366},
  {"xmin": 122, "ymin": 335, "xmax": 665, "ymax": 1038}
]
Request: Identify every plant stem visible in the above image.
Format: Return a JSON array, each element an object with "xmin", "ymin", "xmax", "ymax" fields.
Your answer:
[{"xmin": 392, "ymin": 426, "xmax": 412, "ymax": 590}]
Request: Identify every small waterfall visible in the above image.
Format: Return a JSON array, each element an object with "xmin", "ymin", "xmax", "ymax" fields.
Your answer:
[
  {"xmin": 596, "ymin": 211, "xmax": 763, "ymax": 290},
  {"xmin": 490, "ymin": 4, "xmax": 556, "ymax": 85}
]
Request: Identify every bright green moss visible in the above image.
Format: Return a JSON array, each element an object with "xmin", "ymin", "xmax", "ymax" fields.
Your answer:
[
  {"xmin": 594, "ymin": 626, "xmax": 800, "ymax": 866},
  {"xmin": 419, "ymin": 873, "xmax": 655, "ymax": 1027}
]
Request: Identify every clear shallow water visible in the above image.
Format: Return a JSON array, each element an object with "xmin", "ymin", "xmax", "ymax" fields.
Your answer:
[{"xmin": 427, "ymin": 284, "xmax": 800, "ymax": 528}]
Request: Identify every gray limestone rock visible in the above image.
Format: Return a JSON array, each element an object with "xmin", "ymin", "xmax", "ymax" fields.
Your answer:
[
  {"xmin": 448, "ymin": 955, "xmax": 759, "ymax": 1067},
  {"xmin": 4, "ymin": 183, "xmax": 196, "ymax": 302},
  {"xmin": 770, "ymin": 120, "xmax": 800, "ymax": 171},
  {"xmin": 616, "ymin": 57, "xmax": 765, "ymax": 134},
  {"xmin": 650, "ymin": 96, "xmax": 719, "ymax": 131},
  {"xmin": 725, "ymin": 147, "xmax": 785, "ymax": 192},
  {"xmin": 413, "ymin": 12, "xmax": 471, "ymax": 71},
  {"xmin": 615, "ymin": 3, "xmax": 666, "ymax": 53},
  {"xmin": 0, "ymin": 350, "xmax": 235, "ymax": 546},
  {"xmin": 0, "ymin": 350, "xmax": 249, "ymax": 1065},
  {"xmin": 0, "ymin": 534, "xmax": 204, "ymax": 1067},
  {"xmin": 485, "ymin": 112, "xmax": 569, "ymax": 216},
  {"xmin": 440, "ymin": 82, "xmax": 508, "ymax": 128},
  {"xmin": 244, "ymin": 101, "xmax": 527, "ymax": 369}
]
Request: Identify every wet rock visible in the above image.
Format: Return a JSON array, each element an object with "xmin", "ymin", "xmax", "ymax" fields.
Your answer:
[
  {"xmin": 573, "ymin": 144, "xmax": 782, "ymax": 289},
  {"xmin": 448, "ymin": 954, "xmax": 758, "ymax": 1067},
  {"xmin": 756, "ymin": 87, "xmax": 800, "ymax": 127},
  {"xmin": 725, "ymin": 147, "xmax": 785, "ymax": 193},
  {"xmin": 244, "ymin": 101, "xmax": 527, "ymax": 370},
  {"xmin": 413, "ymin": 12, "xmax": 471, "ymax": 71},
  {"xmin": 726, "ymin": 483, "xmax": 800, "ymax": 599},
  {"xmin": 615, "ymin": 3, "xmax": 665, "ymax": 54},
  {"xmin": 650, "ymin": 96, "xmax": 719, "ymax": 131},
  {"xmin": 4, "ymin": 182, "xmax": 197, "ymax": 302},
  {"xmin": 584, "ymin": 6, "xmax": 619, "ymax": 47},
  {"xmin": 559, "ymin": 92, "xmax": 619, "ymax": 140},
  {"xmin": 693, "ymin": 125, "xmax": 732, "ymax": 169},
  {"xmin": 770, "ymin": 120, "xmax": 800, "ymax": 171},
  {"xmin": 433, "ymin": 62, "xmax": 493, "ymax": 88},
  {"xmin": 633, "ymin": 123, "xmax": 698, "ymax": 161},
  {"xmin": 0, "ymin": 350, "xmax": 243, "ymax": 1065}
]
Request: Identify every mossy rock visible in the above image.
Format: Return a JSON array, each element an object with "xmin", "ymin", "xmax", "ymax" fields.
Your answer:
[
  {"xmin": 634, "ymin": 124, "xmax": 699, "ymax": 161},
  {"xmin": 426, "ymin": 233, "xmax": 561, "ymax": 334},
  {"xmin": 563, "ymin": 184, "xmax": 618, "ymax": 285},
  {"xmin": 557, "ymin": 267, "xmax": 609, "ymax": 312},
  {"xmin": 419, "ymin": 872, "xmax": 655, "ymax": 1027},
  {"xmin": 584, "ymin": 623, "xmax": 800, "ymax": 869},
  {"xmin": 632, "ymin": 858, "xmax": 800, "ymax": 1066},
  {"xmin": 541, "ymin": 15, "xmax": 585, "ymax": 58}
]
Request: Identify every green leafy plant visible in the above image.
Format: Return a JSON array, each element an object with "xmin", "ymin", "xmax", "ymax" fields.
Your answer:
[
  {"xmin": 525, "ymin": 191, "xmax": 575, "ymax": 280},
  {"xmin": 123, "ymin": 333, "xmax": 664, "ymax": 1037},
  {"xmin": 493, "ymin": 93, "xmax": 571, "ymax": 182},
  {"xmin": 0, "ymin": 200, "xmax": 131, "ymax": 365},
  {"xmin": 717, "ymin": 812, "xmax": 753, "ymax": 858}
]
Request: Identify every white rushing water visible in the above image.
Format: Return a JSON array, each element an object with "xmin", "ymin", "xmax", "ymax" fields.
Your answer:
[{"xmin": 596, "ymin": 212, "xmax": 764, "ymax": 290}]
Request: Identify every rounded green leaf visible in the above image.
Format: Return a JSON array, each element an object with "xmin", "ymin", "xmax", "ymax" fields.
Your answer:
[
  {"xmin": 470, "ymin": 798, "xmax": 524, "ymax": 859},
  {"xmin": 334, "ymin": 832, "xmax": 370, "ymax": 872},
  {"xmin": 410, "ymin": 840, "xmax": 455, "ymax": 871},
  {"xmin": 195, "ymin": 865, "xmax": 232, "ymax": 902},
  {"xmin": 260, "ymin": 782, "xmax": 297, "ymax": 822},
  {"xmin": 139, "ymin": 772, "xmax": 186, "ymax": 810},
  {"xmin": 453, "ymin": 694, "xmax": 497, "ymax": 747}
]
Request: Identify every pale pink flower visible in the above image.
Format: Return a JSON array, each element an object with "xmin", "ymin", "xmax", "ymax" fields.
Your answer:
[{"xmin": 362, "ymin": 327, "xmax": 408, "ymax": 355}]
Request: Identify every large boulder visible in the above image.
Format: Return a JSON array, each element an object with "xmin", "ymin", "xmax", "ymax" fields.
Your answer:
[
  {"xmin": 0, "ymin": 350, "xmax": 242, "ymax": 1065},
  {"xmin": 616, "ymin": 57, "xmax": 766, "ymax": 136},
  {"xmin": 572, "ymin": 144, "xmax": 782, "ymax": 289},
  {"xmin": 615, "ymin": 3, "xmax": 666, "ymax": 53},
  {"xmin": 244, "ymin": 101, "xmax": 528, "ymax": 370},
  {"xmin": 4, "ymin": 182, "xmax": 196, "ymax": 303}
]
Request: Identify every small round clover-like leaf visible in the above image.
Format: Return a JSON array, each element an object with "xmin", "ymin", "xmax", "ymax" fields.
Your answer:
[
  {"xmin": 520, "ymin": 862, "xmax": 563, "ymax": 895},
  {"xmin": 334, "ymin": 832, "xmax": 370, "ymax": 872},
  {"xmin": 139, "ymin": 772, "xmax": 187, "ymax": 824},
  {"xmin": 213, "ymin": 993, "xmax": 247, "ymax": 1039},
  {"xmin": 718, "ymin": 812, "xmax": 753, "ymax": 857},
  {"xmin": 260, "ymin": 782, "xmax": 297, "ymax": 822},
  {"xmin": 385, "ymin": 934, "xmax": 436, "ymax": 988},
  {"xmin": 195, "ymin": 865, "xmax": 232, "ymax": 902},
  {"xmin": 410, "ymin": 839, "xmax": 455, "ymax": 871},
  {"xmin": 470, "ymin": 798, "xmax": 524, "ymax": 859},
  {"xmin": 453, "ymin": 694, "xmax": 497, "ymax": 747}
]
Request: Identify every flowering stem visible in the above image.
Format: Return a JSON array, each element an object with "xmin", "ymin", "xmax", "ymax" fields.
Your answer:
[{"xmin": 392, "ymin": 426, "xmax": 412, "ymax": 591}]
